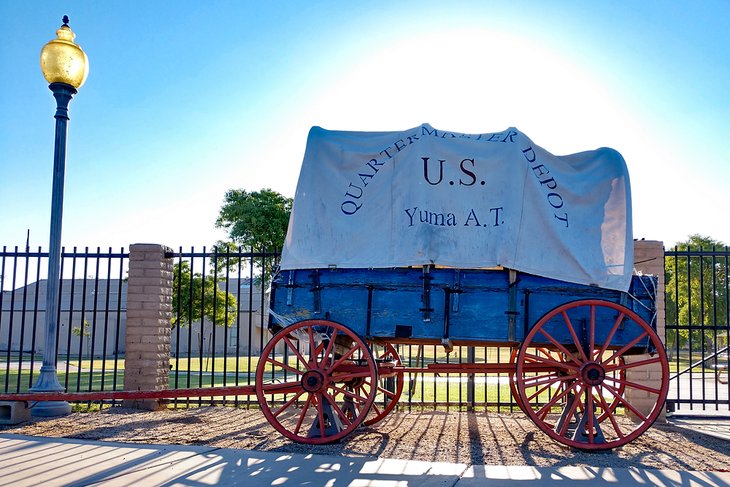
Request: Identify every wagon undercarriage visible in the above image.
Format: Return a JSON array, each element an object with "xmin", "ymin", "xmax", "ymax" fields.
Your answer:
[
  {"xmin": 1, "ymin": 279, "xmax": 667, "ymax": 452},
  {"xmin": 253, "ymin": 298, "xmax": 668, "ymax": 451}
]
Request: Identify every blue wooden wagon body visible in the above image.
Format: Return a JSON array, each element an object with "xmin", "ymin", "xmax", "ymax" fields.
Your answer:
[{"xmin": 269, "ymin": 267, "xmax": 657, "ymax": 351}]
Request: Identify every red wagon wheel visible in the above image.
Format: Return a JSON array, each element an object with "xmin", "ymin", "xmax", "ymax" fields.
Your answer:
[
  {"xmin": 255, "ymin": 319, "xmax": 377, "ymax": 444},
  {"xmin": 360, "ymin": 342, "xmax": 404, "ymax": 426},
  {"xmin": 509, "ymin": 347, "xmax": 627, "ymax": 422},
  {"xmin": 510, "ymin": 347, "xmax": 559, "ymax": 414},
  {"xmin": 515, "ymin": 299, "xmax": 668, "ymax": 450}
]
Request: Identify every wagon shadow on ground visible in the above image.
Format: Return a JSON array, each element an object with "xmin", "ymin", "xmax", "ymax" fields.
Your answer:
[
  {"xmin": 265, "ymin": 410, "xmax": 730, "ymax": 473},
  {"xmin": 2, "ymin": 407, "xmax": 729, "ymax": 474}
]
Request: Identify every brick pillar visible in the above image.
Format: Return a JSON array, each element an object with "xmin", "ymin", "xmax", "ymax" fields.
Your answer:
[
  {"xmin": 123, "ymin": 244, "xmax": 173, "ymax": 410},
  {"xmin": 626, "ymin": 240, "xmax": 666, "ymax": 421},
  {"xmin": 633, "ymin": 240, "xmax": 665, "ymax": 340}
]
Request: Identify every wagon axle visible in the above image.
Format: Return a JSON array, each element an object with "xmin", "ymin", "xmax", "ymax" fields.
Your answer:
[
  {"xmin": 580, "ymin": 362, "xmax": 606, "ymax": 386},
  {"xmin": 301, "ymin": 370, "xmax": 326, "ymax": 393}
]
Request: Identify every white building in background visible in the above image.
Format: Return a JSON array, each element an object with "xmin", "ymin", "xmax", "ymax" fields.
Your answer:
[
  {"xmin": 0, "ymin": 279, "xmax": 126, "ymax": 357},
  {"xmin": 170, "ymin": 278, "xmax": 268, "ymax": 357},
  {"xmin": 0, "ymin": 278, "xmax": 267, "ymax": 357}
]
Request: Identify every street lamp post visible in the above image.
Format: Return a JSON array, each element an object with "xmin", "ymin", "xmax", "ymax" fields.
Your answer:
[{"xmin": 30, "ymin": 16, "xmax": 89, "ymax": 417}]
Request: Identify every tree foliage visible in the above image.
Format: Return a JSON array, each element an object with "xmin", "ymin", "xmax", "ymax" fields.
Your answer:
[
  {"xmin": 172, "ymin": 261, "xmax": 238, "ymax": 328},
  {"xmin": 215, "ymin": 188, "xmax": 292, "ymax": 253},
  {"xmin": 214, "ymin": 188, "xmax": 292, "ymax": 276},
  {"xmin": 209, "ymin": 240, "xmax": 244, "ymax": 276},
  {"xmin": 665, "ymin": 234, "xmax": 729, "ymax": 352}
]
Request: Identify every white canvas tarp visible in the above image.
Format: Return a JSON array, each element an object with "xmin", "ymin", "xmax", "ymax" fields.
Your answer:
[{"xmin": 281, "ymin": 124, "xmax": 633, "ymax": 291}]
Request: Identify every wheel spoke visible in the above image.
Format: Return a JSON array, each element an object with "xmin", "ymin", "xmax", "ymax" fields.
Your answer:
[
  {"xmin": 602, "ymin": 382, "xmax": 649, "ymax": 421},
  {"xmin": 604, "ymin": 330, "xmax": 650, "ymax": 365},
  {"xmin": 330, "ymin": 343, "xmax": 360, "ymax": 370},
  {"xmin": 597, "ymin": 394, "xmax": 625, "ymax": 439},
  {"xmin": 332, "ymin": 371, "xmax": 373, "ymax": 382},
  {"xmin": 591, "ymin": 384, "xmax": 616, "ymax": 403},
  {"xmin": 322, "ymin": 391, "xmax": 352, "ymax": 426},
  {"xmin": 321, "ymin": 328, "xmax": 339, "ymax": 368},
  {"xmin": 522, "ymin": 372, "xmax": 578, "ymax": 389},
  {"xmin": 293, "ymin": 394, "xmax": 313, "ymax": 436},
  {"xmin": 536, "ymin": 329, "xmax": 582, "ymax": 367},
  {"xmin": 525, "ymin": 379, "xmax": 563, "ymax": 406},
  {"xmin": 370, "ymin": 402, "xmax": 382, "ymax": 416},
  {"xmin": 364, "ymin": 342, "xmax": 402, "ymax": 427},
  {"xmin": 557, "ymin": 388, "xmax": 583, "ymax": 437},
  {"xmin": 378, "ymin": 348, "xmax": 394, "ymax": 360},
  {"xmin": 267, "ymin": 357, "xmax": 304, "ymax": 376},
  {"xmin": 313, "ymin": 341, "xmax": 326, "ymax": 365},
  {"xmin": 524, "ymin": 352, "xmax": 579, "ymax": 372},
  {"xmin": 597, "ymin": 312, "xmax": 625, "ymax": 357},
  {"xmin": 521, "ymin": 372, "xmax": 559, "ymax": 388},
  {"xmin": 535, "ymin": 381, "xmax": 578, "ymax": 420},
  {"xmin": 315, "ymin": 393, "xmax": 326, "ymax": 438},
  {"xmin": 585, "ymin": 387, "xmax": 595, "ymax": 443},
  {"xmin": 377, "ymin": 386, "xmax": 398, "ymax": 398},
  {"xmin": 351, "ymin": 385, "xmax": 369, "ymax": 413},
  {"xmin": 331, "ymin": 384, "xmax": 371, "ymax": 404},
  {"xmin": 259, "ymin": 380, "xmax": 305, "ymax": 395},
  {"xmin": 609, "ymin": 377, "xmax": 663, "ymax": 395},
  {"xmin": 561, "ymin": 311, "xmax": 588, "ymax": 363},
  {"xmin": 283, "ymin": 336, "xmax": 309, "ymax": 367},
  {"xmin": 604, "ymin": 356, "xmax": 662, "ymax": 372},
  {"xmin": 308, "ymin": 326, "xmax": 317, "ymax": 362},
  {"xmin": 273, "ymin": 389, "xmax": 306, "ymax": 418},
  {"xmin": 589, "ymin": 305, "xmax": 596, "ymax": 357}
]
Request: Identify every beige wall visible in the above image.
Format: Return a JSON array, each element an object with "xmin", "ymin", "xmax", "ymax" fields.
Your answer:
[
  {"xmin": 1, "ymin": 281, "xmax": 265, "ymax": 356},
  {"xmin": 0, "ymin": 280, "xmax": 126, "ymax": 355}
]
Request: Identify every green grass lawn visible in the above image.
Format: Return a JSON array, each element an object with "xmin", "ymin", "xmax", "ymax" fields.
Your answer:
[
  {"xmin": 8, "ymin": 345, "xmax": 720, "ymax": 375},
  {"xmin": 2, "ymin": 345, "xmax": 720, "ymax": 414},
  {"xmin": 1, "ymin": 368, "xmax": 516, "ymax": 407},
  {"xmin": 1, "ymin": 370, "xmax": 126, "ymax": 393}
]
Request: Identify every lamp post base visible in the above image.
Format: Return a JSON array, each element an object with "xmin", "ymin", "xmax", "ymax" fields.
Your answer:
[
  {"xmin": 29, "ymin": 365, "xmax": 71, "ymax": 417},
  {"xmin": 29, "ymin": 400, "xmax": 72, "ymax": 417}
]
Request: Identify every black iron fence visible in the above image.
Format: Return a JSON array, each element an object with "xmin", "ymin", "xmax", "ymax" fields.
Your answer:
[
  {"xmin": 665, "ymin": 246, "xmax": 730, "ymax": 414},
  {"xmin": 167, "ymin": 247, "xmax": 274, "ymax": 408},
  {"xmin": 165, "ymin": 248, "xmax": 519, "ymax": 411},
  {"xmin": 0, "ymin": 246, "xmax": 521, "ymax": 411},
  {"xmin": 0, "ymin": 246, "xmax": 128, "ymax": 397},
  {"xmin": 8, "ymin": 244, "xmax": 728, "ymax": 415}
]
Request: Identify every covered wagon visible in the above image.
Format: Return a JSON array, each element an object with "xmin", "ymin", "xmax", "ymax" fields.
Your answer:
[{"xmin": 258, "ymin": 124, "xmax": 667, "ymax": 450}]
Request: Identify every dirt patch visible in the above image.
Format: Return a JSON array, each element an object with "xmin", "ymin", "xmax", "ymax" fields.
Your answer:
[{"xmin": 2, "ymin": 407, "xmax": 729, "ymax": 472}]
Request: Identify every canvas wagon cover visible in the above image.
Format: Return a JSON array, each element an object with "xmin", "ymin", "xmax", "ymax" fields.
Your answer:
[{"xmin": 281, "ymin": 124, "xmax": 633, "ymax": 291}]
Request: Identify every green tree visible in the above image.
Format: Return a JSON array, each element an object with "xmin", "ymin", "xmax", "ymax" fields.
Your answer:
[
  {"xmin": 72, "ymin": 318, "xmax": 91, "ymax": 357},
  {"xmin": 209, "ymin": 240, "xmax": 243, "ymax": 275},
  {"xmin": 214, "ymin": 188, "xmax": 292, "ymax": 276},
  {"xmin": 665, "ymin": 234, "xmax": 728, "ymax": 355},
  {"xmin": 172, "ymin": 261, "xmax": 238, "ymax": 328}
]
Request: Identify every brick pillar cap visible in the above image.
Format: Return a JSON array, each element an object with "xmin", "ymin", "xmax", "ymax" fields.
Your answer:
[{"xmin": 130, "ymin": 243, "xmax": 174, "ymax": 253}]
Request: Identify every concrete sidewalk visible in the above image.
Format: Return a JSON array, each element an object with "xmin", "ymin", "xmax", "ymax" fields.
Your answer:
[
  {"xmin": 668, "ymin": 413, "xmax": 730, "ymax": 442},
  {"xmin": 1, "ymin": 434, "xmax": 729, "ymax": 487}
]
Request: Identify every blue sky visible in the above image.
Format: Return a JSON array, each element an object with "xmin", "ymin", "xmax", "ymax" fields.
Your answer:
[{"xmin": 1, "ymin": 0, "xmax": 729, "ymax": 252}]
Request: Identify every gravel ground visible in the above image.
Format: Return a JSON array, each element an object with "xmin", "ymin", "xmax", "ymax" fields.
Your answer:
[{"xmin": 2, "ymin": 406, "xmax": 729, "ymax": 472}]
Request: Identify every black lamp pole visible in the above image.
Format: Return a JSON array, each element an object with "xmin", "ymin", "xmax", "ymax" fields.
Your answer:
[
  {"xmin": 29, "ymin": 82, "xmax": 77, "ymax": 416},
  {"xmin": 31, "ymin": 16, "xmax": 88, "ymax": 416}
]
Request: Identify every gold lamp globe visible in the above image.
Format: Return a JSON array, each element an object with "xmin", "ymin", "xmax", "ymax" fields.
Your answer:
[{"xmin": 40, "ymin": 16, "xmax": 89, "ymax": 89}]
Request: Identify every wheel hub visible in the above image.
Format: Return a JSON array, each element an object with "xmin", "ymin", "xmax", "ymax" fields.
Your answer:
[
  {"xmin": 301, "ymin": 370, "xmax": 326, "ymax": 392},
  {"xmin": 580, "ymin": 362, "xmax": 606, "ymax": 386}
]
